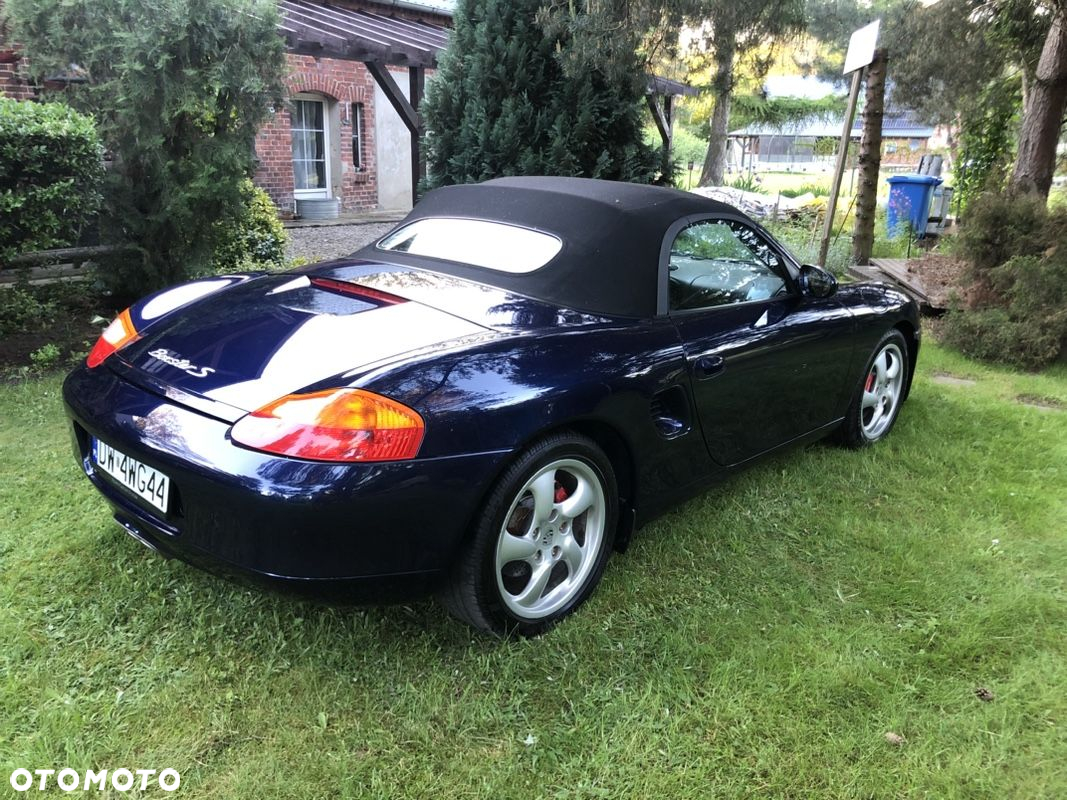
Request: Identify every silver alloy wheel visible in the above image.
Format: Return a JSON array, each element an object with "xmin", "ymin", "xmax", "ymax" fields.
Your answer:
[
  {"xmin": 494, "ymin": 458, "xmax": 607, "ymax": 620},
  {"xmin": 860, "ymin": 342, "xmax": 905, "ymax": 440}
]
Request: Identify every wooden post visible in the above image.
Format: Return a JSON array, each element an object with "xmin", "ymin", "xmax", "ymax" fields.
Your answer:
[
  {"xmin": 665, "ymin": 95, "xmax": 675, "ymax": 178},
  {"xmin": 645, "ymin": 93, "xmax": 674, "ymax": 179},
  {"xmin": 409, "ymin": 66, "xmax": 425, "ymax": 203},
  {"xmin": 817, "ymin": 68, "xmax": 864, "ymax": 267},
  {"xmin": 366, "ymin": 61, "xmax": 423, "ymax": 207}
]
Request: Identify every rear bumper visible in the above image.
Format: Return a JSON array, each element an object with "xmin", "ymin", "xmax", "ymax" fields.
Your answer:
[{"xmin": 63, "ymin": 364, "xmax": 511, "ymax": 595}]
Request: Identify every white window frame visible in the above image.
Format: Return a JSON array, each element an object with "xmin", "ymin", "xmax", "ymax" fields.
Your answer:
[{"xmin": 291, "ymin": 94, "xmax": 331, "ymax": 200}]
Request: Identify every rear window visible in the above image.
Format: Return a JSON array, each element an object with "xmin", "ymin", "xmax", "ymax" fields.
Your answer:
[{"xmin": 376, "ymin": 218, "xmax": 562, "ymax": 273}]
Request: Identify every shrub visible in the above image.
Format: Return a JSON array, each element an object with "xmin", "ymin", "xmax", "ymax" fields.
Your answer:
[
  {"xmin": 956, "ymin": 191, "xmax": 1048, "ymax": 274},
  {"xmin": 29, "ymin": 342, "xmax": 61, "ymax": 371},
  {"xmin": 954, "ymin": 77, "xmax": 1019, "ymax": 210},
  {"xmin": 211, "ymin": 181, "xmax": 287, "ymax": 273},
  {"xmin": 941, "ymin": 191, "xmax": 1067, "ymax": 369},
  {"xmin": 0, "ymin": 99, "xmax": 103, "ymax": 264},
  {"xmin": 940, "ymin": 306, "xmax": 1063, "ymax": 371},
  {"xmin": 8, "ymin": 0, "xmax": 285, "ymax": 295},
  {"xmin": 779, "ymin": 182, "xmax": 830, "ymax": 198},
  {"xmin": 644, "ymin": 125, "xmax": 707, "ymax": 189},
  {"xmin": 762, "ymin": 218, "xmax": 851, "ymax": 277},
  {"xmin": 670, "ymin": 127, "xmax": 708, "ymax": 173},
  {"xmin": 990, "ymin": 254, "xmax": 1067, "ymax": 321},
  {"xmin": 0, "ymin": 282, "xmax": 59, "ymax": 335},
  {"xmin": 727, "ymin": 173, "xmax": 766, "ymax": 194},
  {"xmin": 1049, "ymin": 183, "xmax": 1067, "ymax": 212}
]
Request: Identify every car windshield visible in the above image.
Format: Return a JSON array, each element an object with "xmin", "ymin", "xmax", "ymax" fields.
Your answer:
[{"xmin": 377, "ymin": 218, "xmax": 563, "ymax": 273}]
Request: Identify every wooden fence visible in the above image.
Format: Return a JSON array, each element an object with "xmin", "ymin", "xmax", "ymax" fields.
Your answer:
[{"xmin": 0, "ymin": 245, "xmax": 133, "ymax": 288}]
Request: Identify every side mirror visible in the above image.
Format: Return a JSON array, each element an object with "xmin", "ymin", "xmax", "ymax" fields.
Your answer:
[{"xmin": 799, "ymin": 264, "xmax": 838, "ymax": 299}]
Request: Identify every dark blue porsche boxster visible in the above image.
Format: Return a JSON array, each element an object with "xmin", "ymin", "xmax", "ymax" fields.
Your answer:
[{"xmin": 64, "ymin": 177, "xmax": 919, "ymax": 635}]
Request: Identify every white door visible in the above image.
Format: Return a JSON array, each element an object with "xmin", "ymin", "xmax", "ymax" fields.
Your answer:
[{"xmin": 291, "ymin": 97, "xmax": 330, "ymax": 200}]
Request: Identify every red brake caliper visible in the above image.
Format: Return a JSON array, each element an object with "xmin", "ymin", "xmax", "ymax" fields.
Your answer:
[
  {"xmin": 865, "ymin": 371, "xmax": 876, "ymax": 392},
  {"xmin": 554, "ymin": 482, "xmax": 568, "ymax": 503}
]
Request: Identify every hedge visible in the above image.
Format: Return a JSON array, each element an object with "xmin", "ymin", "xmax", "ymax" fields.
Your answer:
[{"xmin": 0, "ymin": 98, "xmax": 103, "ymax": 264}]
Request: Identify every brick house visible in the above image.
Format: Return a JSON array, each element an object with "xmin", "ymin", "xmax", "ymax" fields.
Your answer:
[
  {"xmin": 0, "ymin": 0, "xmax": 454, "ymax": 215},
  {"xmin": 259, "ymin": 0, "xmax": 453, "ymax": 216},
  {"xmin": 3, "ymin": 2, "xmax": 694, "ymax": 215},
  {"xmin": 0, "ymin": 12, "xmax": 33, "ymax": 100}
]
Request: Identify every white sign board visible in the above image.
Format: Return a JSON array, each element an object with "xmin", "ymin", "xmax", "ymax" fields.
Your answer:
[{"xmin": 843, "ymin": 19, "xmax": 881, "ymax": 75}]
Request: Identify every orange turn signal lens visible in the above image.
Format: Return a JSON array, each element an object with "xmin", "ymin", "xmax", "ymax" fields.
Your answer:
[
  {"xmin": 86, "ymin": 308, "xmax": 138, "ymax": 368},
  {"xmin": 229, "ymin": 388, "xmax": 425, "ymax": 462}
]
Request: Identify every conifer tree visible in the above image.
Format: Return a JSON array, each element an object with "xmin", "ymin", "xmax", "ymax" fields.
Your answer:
[{"xmin": 421, "ymin": 0, "xmax": 658, "ymax": 188}]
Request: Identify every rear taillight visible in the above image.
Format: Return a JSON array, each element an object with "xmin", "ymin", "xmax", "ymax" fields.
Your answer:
[
  {"xmin": 229, "ymin": 388, "xmax": 424, "ymax": 462},
  {"xmin": 86, "ymin": 309, "xmax": 138, "ymax": 368}
]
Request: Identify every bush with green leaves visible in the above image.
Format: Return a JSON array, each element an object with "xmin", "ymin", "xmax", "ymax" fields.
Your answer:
[
  {"xmin": 210, "ymin": 181, "xmax": 287, "ymax": 274},
  {"xmin": 762, "ymin": 218, "xmax": 851, "ymax": 277},
  {"xmin": 956, "ymin": 190, "xmax": 1048, "ymax": 274},
  {"xmin": 0, "ymin": 283, "xmax": 59, "ymax": 335},
  {"xmin": 7, "ymin": 0, "xmax": 284, "ymax": 295},
  {"xmin": 667, "ymin": 127, "xmax": 708, "ymax": 174},
  {"xmin": 0, "ymin": 99, "xmax": 103, "ymax": 264},
  {"xmin": 643, "ymin": 125, "xmax": 709, "ymax": 188},
  {"xmin": 29, "ymin": 342, "xmax": 62, "ymax": 371},
  {"xmin": 940, "ymin": 302, "xmax": 1065, "ymax": 372},
  {"xmin": 954, "ymin": 78, "xmax": 1020, "ymax": 209},
  {"xmin": 942, "ymin": 191, "xmax": 1067, "ymax": 370},
  {"xmin": 726, "ymin": 173, "xmax": 767, "ymax": 194}
]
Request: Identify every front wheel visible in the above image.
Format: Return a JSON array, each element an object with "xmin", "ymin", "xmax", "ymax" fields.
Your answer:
[
  {"xmin": 441, "ymin": 432, "xmax": 618, "ymax": 636},
  {"xmin": 837, "ymin": 329, "xmax": 909, "ymax": 448}
]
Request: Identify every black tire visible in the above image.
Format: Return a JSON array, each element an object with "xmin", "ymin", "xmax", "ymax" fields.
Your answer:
[
  {"xmin": 837, "ymin": 329, "xmax": 910, "ymax": 449},
  {"xmin": 441, "ymin": 431, "xmax": 618, "ymax": 637}
]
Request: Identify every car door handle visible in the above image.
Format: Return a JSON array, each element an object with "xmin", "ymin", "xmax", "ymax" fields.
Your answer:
[{"xmin": 694, "ymin": 354, "xmax": 726, "ymax": 379}]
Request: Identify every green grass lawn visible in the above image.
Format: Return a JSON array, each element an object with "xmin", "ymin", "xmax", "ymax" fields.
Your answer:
[{"xmin": 1, "ymin": 342, "xmax": 1065, "ymax": 798}]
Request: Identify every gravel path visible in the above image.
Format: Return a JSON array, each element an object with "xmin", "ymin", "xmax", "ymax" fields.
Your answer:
[{"xmin": 285, "ymin": 222, "xmax": 396, "ymax": 264}]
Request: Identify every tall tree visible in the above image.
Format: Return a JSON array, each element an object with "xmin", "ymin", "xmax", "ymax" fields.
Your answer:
[
  {"xmin": 691, "ymin": 0, "xmax": 806, "ymax": 186},
  {"xmin": 885, "ymin": 0, "xmax": 1048, "ymax": 124},
  {"xmin": 422, "ymin": 0, "xmax": 658, "ymax": 188},
  {"xmin": 1011, "ymin": 5, "xmax": 1067, "ymax": 196},
  {"xmin": 7, "ymin": 0, "xmax": 284, "ymax": 292},
  {"xmin": 851, "ymin": 48, "xmax": 887, "ymax": 265},
  {"xmin": 884, "ymin": 0, "xmax": 1064, "ymax": 199}
]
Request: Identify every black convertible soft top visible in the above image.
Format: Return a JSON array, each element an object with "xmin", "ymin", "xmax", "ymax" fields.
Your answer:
[{"xmin": 367, "ymin": 176, "xmax": 735, "ymax": 318}]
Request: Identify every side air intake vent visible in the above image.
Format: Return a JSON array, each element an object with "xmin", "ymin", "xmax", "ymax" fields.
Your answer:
[{"xmin": 650, "ymin": 386, "xmax": 691, "ymax": 438}]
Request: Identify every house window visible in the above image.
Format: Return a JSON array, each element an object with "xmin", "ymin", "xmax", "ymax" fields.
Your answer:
[
  {"xmin": 351, "ymin": 102, "xmax": 364, "ymax": 171},
  {"xmin": 291, "ymin": 97, "xmax": 329, "ymax": 197}
]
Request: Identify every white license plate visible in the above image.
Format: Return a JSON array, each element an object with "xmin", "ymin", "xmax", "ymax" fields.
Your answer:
[{"xmin": 92, "ymin": 438, "xmax": 170, "ymax": 514}]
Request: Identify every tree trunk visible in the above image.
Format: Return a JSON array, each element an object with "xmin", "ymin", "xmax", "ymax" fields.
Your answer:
[
  {"xmin": 699, "ymin": 41, "xmax": 734, "ymax": 186},
  {"xmin": 852, "ymin": 48, "xmax": 887, "ymax": 266},
  {"xmin": 1011, "ymin": 12, "xmax": 1067, "ymax": 198}
]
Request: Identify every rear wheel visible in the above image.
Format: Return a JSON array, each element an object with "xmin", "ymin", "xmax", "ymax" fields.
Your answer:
[
  {"xmin": 838, "ymin": 330, "xmax": 909, "ymax": 448},
  {"xmin": 441, "ymin": 432, "xmax": 617, "ymax": 636}
]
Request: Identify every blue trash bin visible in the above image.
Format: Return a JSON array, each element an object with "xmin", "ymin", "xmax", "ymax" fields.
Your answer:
[{"xmin": 886, "ymin": 174, "xmax": 943, "ymax": 238}]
